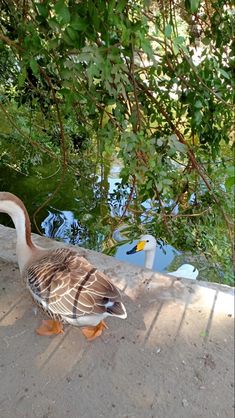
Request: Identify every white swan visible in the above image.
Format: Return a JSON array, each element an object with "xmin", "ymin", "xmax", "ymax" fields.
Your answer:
[
  {"xmin": 114, "ymin": 229, "xmax": 199, "ymax": 280},
  {"xmin": 126, "ymin": 234, "xmax": 157, "ymax": 270}
]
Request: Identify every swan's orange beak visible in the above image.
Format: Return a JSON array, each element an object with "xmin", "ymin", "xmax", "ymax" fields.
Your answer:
[{"xmin": 126, "ymin": 240, "xmax": 146, "ymax": 255}]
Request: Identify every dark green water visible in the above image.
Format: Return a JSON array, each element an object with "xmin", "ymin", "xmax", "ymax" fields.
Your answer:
[
  {"xmin": 0, "ymin": 159, "xmax": 179, "ymax": 272},
  {"xmin": 0, "ymin": 159, "xmax": 107, "ymax": 250}
]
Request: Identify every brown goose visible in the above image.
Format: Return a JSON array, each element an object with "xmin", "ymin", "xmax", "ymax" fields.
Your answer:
[{"xmin": 0, "ymin": 192, "xmax": 127, "ymax": 339}]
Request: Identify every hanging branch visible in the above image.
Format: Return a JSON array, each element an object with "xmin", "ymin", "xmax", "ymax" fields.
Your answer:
[
  {"xmin": 135, "ymin": 79, "xmax": 233, "ymax": 241},
  {"xmin": 0, "ymin": 102, "xmax": 57, "ymax": 159},
  {"xmin": 32, "ymin": 67, "xmax": 68, "ymax": 234},
  {"xmin": 0, "ymin": 30, "xmax": 68, "ymax": 233},
  {"xmin": 39, "ymin": 67, "xmax": 67, "ymax": 169},
  {"xmin": 130, "ymin": 42, "xmax": 142, "ymax": 132}
]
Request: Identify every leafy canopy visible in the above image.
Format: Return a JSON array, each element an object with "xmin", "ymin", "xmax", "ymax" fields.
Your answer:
[{"xmin": 0, "ymin": 0, "xmax": 234, "ymax": 284}]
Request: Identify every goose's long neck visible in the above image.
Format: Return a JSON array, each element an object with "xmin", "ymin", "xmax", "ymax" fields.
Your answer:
[
  {"xmin": 6, "ymin": 201, "xmax": 35, "ymax": 272},
  {"xmin": 144, "ymin": 249, "xmax": 155, "ymax": 270}
]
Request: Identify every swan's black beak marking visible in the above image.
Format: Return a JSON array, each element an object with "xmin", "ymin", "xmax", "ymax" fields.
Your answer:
[{"xmin": 126, "ymin": 245, "xmax": 138, "ymax": 255}]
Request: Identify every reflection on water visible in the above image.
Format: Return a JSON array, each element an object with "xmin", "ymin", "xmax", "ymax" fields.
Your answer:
[
  {"xmin": 0, "ymin": 160, "xmax": 179, "ymax": 272},
  {"xmin": 41, "ymin": 210, "xmax": 83, "ymax": 245},
  {"xmin": 116, "ymin": 240, "xmax": 180, "ymax": 272},
  {"xmin": 41, "ymin": 209, "xmax": 179, "ymax": 272}
]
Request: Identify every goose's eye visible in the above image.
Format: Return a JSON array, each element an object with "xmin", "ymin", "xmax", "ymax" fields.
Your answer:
[{"xmin": 146, "ymin": 240, "xmax": 149, "ymax": 242}]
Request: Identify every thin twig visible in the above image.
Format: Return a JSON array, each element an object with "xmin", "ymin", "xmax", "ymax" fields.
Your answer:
[
  {"xmin": 154, "ymin": 185, "xmax": 170, "ymax": 232},
  {"xmin": 130, "ymin": 43, "xmax": 141, "ymax": 131},
  {"xmin": 119, "ymin": 175, "xmax": 136, "ymax": 222},
  {"xmin": 164, "ymin": 207, "xmax": 211, "ymax": 218}
]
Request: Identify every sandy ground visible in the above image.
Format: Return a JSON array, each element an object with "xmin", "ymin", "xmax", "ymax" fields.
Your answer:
[{"xmin": 0, "ymin": 225, "xmax": 234, "ymax": 418}]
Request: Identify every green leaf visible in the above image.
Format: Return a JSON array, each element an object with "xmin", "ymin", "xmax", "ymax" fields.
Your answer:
[
  {"xmin": 226, "ymin": 166, "xmax": 235, "ymax": 176},
  {"xmin": 146, "ymin": 180, "xmax": 153, "ymax": 190},
  {"xmin": 60, "ymin": 66, "xmax": 72, "ymax": 79},
  {"xmin": 194, "ymin": 100, "xmax": 203, "ymax": 108},
  {"xmin": 193, "ymin": 110, "xmax": 202, "ymax": 125},
  {"xmin": 116, "ymin": 0, "xmax": 127, "ymax": 12},
  {"xmin": 174, "ymin": 36, "xmax": 185, "ymax": 45},
  {"xmin": 62, "ymin": 32, "xmax": 74, "ymax": 46},
  {"xmin": 225, "ymin": 177, "xmax": 235, "ymax": 191},
  {"xmin": 66, "ymin": 27, "xmax": 77, "ymax": 41},
  {"xmin": 179, "ymin": 44, "xmax": 190, "ymax": 56},
  {"xmin": 155, "ymin": 181, "xmax": 163, "ymax": 192},
  {"xmin": 185, "ymin": 0, "xmax": 201, "ymax": 13},
  {"xmin": 163, "ymin": 178, "xmax": 172, "ymax": 185},
  {"xmin": 121, "ymin": 26, "xmax": 131, "ymax": 45},
  {"xmin": 48, "ymin": 18, "xmax": 61, "ymax": 31},
  {"xmin": 70, "ymin": 19, "xmax": 87, "ymax": 31},
  {"xmin": 169, "ymin": 135, "xmax": 187, "ymax": 153},
  {"xmin": 108, "ymin": 0, "xmax": 116, "ymax": 15},
  {"xmin": 30, "ymin": 58, "xmax": 39, "ymax": 75},
  {"xmin": 54, "ymin": 0, "xmax": 70, "ymax": 24},
  {"xmin": 173, "ymin": 36, "xmax": 189, "ymax": 55},
  {"xmin": 165, "ymin": 24, "xmax": 172, "ymax": 39},
  {"xmin": 202, "ymin": 37, "xmax": 211, "ymax": 46},
  {"xmin": 35, "ymin": 2, "xmax": 48, "ymax": 18},
  {"xmin": 219, "ymin": 69, "xmax": 230, "ymax": 80},
  {"xmin": 48, "ymin": 38, "xmax": 60, "ymax": 50},
  {"xmin": 18, "ymin": 67, "xmax": 27, "ymax": 87},
  {"xmin": 172, "ymin": 42, "xmax": 179, "ymax": 55}
]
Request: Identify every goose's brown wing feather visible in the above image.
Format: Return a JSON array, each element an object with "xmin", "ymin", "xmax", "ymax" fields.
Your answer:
[{"xmin": 25, "ymin": 248, "xmax": 122, "ymax": 319}]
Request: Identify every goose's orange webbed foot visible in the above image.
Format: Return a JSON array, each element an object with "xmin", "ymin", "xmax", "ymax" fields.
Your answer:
[
  {"xmin": 36, "ymin": 320, "xmax": 64, "ymax": 336},
  {"xmin": 81, "ymin": 320, "xmax": 108, "ymax": 341}
]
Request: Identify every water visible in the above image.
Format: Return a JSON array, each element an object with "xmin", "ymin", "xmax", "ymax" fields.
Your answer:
[
  {"xmin": 0, "ymin": 159, "xmax": 179, "ymax": 273},
  {"xmin": 116, "ymin": 240, "xmax": 179, "ymax": 272},
  {"xmin": 41, "ymin": 208, "xmax": 179, "ymax": 271}
]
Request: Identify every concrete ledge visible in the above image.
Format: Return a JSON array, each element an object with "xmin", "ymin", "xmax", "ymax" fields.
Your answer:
[
  {"xmin": 0, "ymin": 224, "xmax": 233, "ymax": 296},
  {"xmin": 0, "ymin": 225, "xmax": 234, "ymax": 418}
]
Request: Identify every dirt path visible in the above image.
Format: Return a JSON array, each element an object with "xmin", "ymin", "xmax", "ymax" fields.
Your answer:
[{"xmin": 0, "ymin": 226, "xmax": 234, "ymax": 418}]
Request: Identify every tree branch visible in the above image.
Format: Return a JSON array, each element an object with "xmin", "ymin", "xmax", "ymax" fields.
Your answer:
[
  {"xmin": 135, "ymin": 79, "xmax": 233, "ymax": 240},
  {"xmin": 0, "ymin": 102, "xmax": 57, "ymax": 158},
  {"xmin": 119, "ymin": 175, "xmax": 136, "ymax": 222}
]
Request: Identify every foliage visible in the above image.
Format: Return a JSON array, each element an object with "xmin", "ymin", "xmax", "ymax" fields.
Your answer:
[{"xmin": 0, "ymin": 0, "xmax": 234, "ymax": 284}]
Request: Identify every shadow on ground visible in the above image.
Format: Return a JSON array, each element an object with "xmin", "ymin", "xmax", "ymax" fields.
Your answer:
[{"xmin": 0, "ymin": 225, "xmax": 234, "ymax": 418}]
